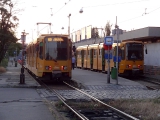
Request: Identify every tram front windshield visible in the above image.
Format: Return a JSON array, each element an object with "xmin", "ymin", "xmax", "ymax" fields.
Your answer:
[
  {"xmin": 45, "ymin": 37, "xmax": 68, "ymax": 60},
  {"xmin": 126, "ymin": 43, "xmax": 143, "ymax": 60}
]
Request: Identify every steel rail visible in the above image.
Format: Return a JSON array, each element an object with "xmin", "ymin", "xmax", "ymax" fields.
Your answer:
[
  {"xmin": 24, "ymin": 65, "xmax": 88, "ymax": 119},
  {"xmin": 39, "ymin": 80, "xmax": 89, "ymax": 120},
  {"xmin": 64, "ymin": 81, "xmax": 139, "ymax": 120},
  {"xmin": 143, "ymin": 79, "xmax": 160, "ymax": 86},
  {"xmin": 52, "ymin": 89, "xmax": 89, "ymax": 120}
]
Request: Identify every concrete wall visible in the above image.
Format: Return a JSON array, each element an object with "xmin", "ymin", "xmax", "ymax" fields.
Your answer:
[
  {"xmin": 144, "ymin": 42, "xmax": 160, "ymax": 75},
  {"xmin": 144, "ymin": 43, "xmax": 160, "ymax": 66}
]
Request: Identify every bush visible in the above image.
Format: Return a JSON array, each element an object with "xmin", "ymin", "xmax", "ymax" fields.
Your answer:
[
  {"xmin": 0, "ymin": 66, "xmax": 6, "ymax": 73},
  {"xmin": 0, "ymin": 58, "xmax": 8, "ymax": 68}
]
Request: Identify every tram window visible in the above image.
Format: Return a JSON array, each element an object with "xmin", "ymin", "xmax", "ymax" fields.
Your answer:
[
  {"xmin": 39, "ymin": 42, "xmax": 43, "ymax": 59},
  {"xmin": 121, "ymin": 47, "xmax": 125, "ymax": 60},
  {"xmin": 90, "ymin": 50, "xmax": 92, "ymax": 55},
  {"xmin": 84, "ymin": 50, "xmax": 86, "ymax": 57},
  {"xmin": 36, "ymin": 44, "xmax": 39, "ymax": 51},
  {"xmin": 84, "ymin": 50, "xmax": 86, "ymax": 55},
  {"xmin": 94, "ymin": 49, "xmax": 96, "ymax": 55},
  {"xmin": 70, "ymin": 46, "xmax": 72, "ymax": 59},
  {"xmin": 118, "ymin": 49, "xmax": 122, "ymax": 58}
]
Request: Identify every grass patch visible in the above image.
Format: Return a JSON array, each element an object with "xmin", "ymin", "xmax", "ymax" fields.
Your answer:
[
  {"xmin": 55, "ymin": 98, "xmax": 160, "ymax": 120},
  {"xmin": 55, "ymin": 101, "xmax": 105, "ymax": 110},
  {"xmin": 108, "ymin": 98, "xmax": 160, "ymax": 120}
]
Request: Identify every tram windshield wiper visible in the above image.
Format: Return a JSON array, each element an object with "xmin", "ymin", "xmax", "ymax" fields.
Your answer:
[{"xmin": 53, "ymin": 59, "xmax": 57, "ymax": 62}]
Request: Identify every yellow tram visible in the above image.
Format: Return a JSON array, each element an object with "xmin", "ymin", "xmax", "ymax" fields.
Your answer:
[
  {"xmin": 76, "ymin": 40, "xmax": 144, "ymax": 76},
  {"xmin": 26, "ymin": 34, "xmax": 72, "ymax": 81}
]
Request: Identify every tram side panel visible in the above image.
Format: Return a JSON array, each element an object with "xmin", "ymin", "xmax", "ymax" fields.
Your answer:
[
  {"xmin": 83, "ymin": 49, "xmax": 88, "ymax": 69},
  {"xmin": 97, "ymin": 46, "xmax": 103, "ymax": 71},
  {"xmin": 86, "ymin": 48, "xmax": 90, "ymax": 69}
]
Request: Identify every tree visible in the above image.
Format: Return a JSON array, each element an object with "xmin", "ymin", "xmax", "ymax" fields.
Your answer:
[
  {"xmin": 0, "ymin": 0, "xmax": 19, "ymax": 63},
  {"xmin": 91, "ymin": 27, "xmax": 99, "ymax": 39},
  {"xmin": 104, "ymin": 21, "xmax": 112, "ymax": 36},
  {"xmin": 7, "ymin": 42, "xmax": 22, "ymax": 57},
  {"xmin": 91, "ymin": 27, "xmax": 100, "ymax": 43}
]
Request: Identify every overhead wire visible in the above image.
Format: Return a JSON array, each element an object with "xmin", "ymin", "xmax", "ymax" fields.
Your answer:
[
  {"xmin": 83, "ymin": 0, "xmax": 149, "ymax": 8},
  {"xmin": 37, "ymin": 0, "xmax": 159, "ymax": 34},
  {"xmin": 79, "ymin": 0, "xmax": 160, "ymax": 30},
  {"xmin": 38, "ymin": 0, "xmax": 71, "ymax": 34},
  {"xmin": 38, "ymin": 0, "xmax": 148, "ymax": 32},
  {"xmin": 119, "ymin": 6, "xmax": 160, "ymax": 24},
  {"xmin": 71, "ymin": 0, "xmax": 151, "ymax": 31}
]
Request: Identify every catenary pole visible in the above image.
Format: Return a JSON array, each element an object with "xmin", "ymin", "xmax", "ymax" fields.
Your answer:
[
  {"xmin": 107, "ymin": 46, "xmax": 110, "ymax": 83},
  {"xmin": 115, "ymin": 16, "xmax": 119, "ymax": 85}
]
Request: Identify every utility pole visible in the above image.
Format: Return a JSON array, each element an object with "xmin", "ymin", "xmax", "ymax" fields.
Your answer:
[
  {"xmin": 15, "ymin": 48, "xmax": 17, "ymax": 67},
  {"xmin": 68, "ymin": 13, "xmax": 71, "ymax": 37},
  {"xmin": 20, "ymin": 30, "xmax": 28, "ymax": 84},
  {"xmin": 107, "ymin": 46, "xmax": 110, "ymax": 83},
  {"xmin": 115, "ymin": 16, "xmax": 119, "ymax": 85},
  {"xmin": 16, "ymin": 48, "xmax": 17, "ymax": 60}
]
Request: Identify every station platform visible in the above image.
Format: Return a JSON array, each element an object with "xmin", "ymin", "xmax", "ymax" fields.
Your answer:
[
  {"xmin": 0, "ymin": 62, "xmax": 56, "ymax": 120},
  {"xmin": 0, "ymin": 62, "xmax": 41, "ymax": 88},
  {"xmin": 72, "ymin": 68, "xmax": 150, "ymax": 90}
]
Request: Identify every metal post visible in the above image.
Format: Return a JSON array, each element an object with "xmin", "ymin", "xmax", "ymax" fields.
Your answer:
[
  {"xmin": 15, "ymin": 48, "xmax": 17, "ymax": 67},
  {"xmin": 115, "ymin": 16, "xmax": 119, "ymax": 85},
  {"xmin": 20, "ymin": 30, "xmax": 26, "ymax": 84},
  {"xmin": 107, "ymin": 46, "xmax": 110, "ymax": 83},
  {"xmin": 16, "ymin": 48, "xmax": 17, "ymax": 60},
  {"xmin": 68, "ymin": 14, "xmax": 71, "ymax": 37}
]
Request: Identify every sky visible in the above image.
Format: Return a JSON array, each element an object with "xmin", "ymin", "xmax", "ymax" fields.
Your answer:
[{"xmin": 15, "ymin": 0, "xmax": 160, "ymax": 43}]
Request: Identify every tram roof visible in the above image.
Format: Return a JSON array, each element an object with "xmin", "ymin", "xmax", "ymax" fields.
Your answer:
[{"xmin": 39, "ymin": 34, "xmax": 69, "ymax": 37}]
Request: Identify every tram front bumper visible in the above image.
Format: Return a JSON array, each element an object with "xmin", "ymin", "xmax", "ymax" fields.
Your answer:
[
  {"xmin": 52, "ymin": 70, "xmax": 62, "ymax": 78},
  {"xmin": 132, "ymin": 69, "xmax": 143, "ymax": 76}
]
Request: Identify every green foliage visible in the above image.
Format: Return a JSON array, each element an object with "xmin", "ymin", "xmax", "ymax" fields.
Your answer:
[
  {"xmin": 104, "ymin": 21, "xmax": 112, "ymax": 36},
  {"xmin": 152, "ymin": 97, "xmax": 160, "ymax": 104},
  {"xmin": 7, "ymin": 43, "xmax": 22, "ymax": 57},
  {"xmin": 0, "ymin": 58, "xmax": 8, "ymax": 68},
  {"xmin": 0, "ymin": 0, "xmax": 20, "ymax": 63}
]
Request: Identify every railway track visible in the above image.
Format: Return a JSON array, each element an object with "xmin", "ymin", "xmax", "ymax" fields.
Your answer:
[
  {"xmin": 128, "ymin": 76, "xmax": 160, "ymax": 90},
  {"xmin": 64, "ymin": 81, "xmax": 139, "ymax": 120},
  {"xmin": 24, "ymin": 66, "xmax": 160, "ymax": 120},
  {"xmin": 35, "ymin": 76, "xmax": 140, "ymax": 120}
]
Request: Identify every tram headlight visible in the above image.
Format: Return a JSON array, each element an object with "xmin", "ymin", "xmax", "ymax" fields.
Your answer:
[
  {"xmin": 61, "ymin": 66, "xmax": 67, "ymax": 70},
  {"xmin": 126, "ymin": 65, "xmax": 132, "ymax": 68},
  {"xmin": 63, "ymin": 66, "xmax": 67, "ymax": 70},
  {"xmin": 45, "ymin": 66, "xmax": 52, "ymax": 70},
  {"xmin": 45, "ymin": 66, "xmax": 49, "ymax": 70},
  {"xmin": 138, "ymin": 65, "xmax": 143, "ymax": 68}
]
